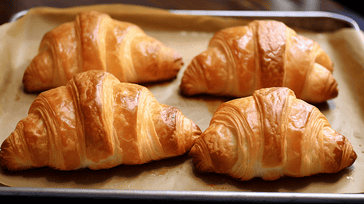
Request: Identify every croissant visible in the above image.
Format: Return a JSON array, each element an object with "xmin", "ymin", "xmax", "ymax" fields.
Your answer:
[
  {"xmin": 0, "ymin": 70, "xmax": 201, "ymax": 171},
  {"xmin": 180, "ymin": 20, "xmax": 338, "ymax": 104},
  {"xmin": 23, "ymin": 11, "xmax": 183, "ymax": 92},
  {"xmin": 190, "ymin": 87, "xmax": 356, "ymax": 181}
]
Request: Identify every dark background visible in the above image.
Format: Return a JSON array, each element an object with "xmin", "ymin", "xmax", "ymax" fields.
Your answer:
[
  {"xmin": 0, "ymin": 0, "xmax": 363, "ymax": 30},
  {"xmin": 0, "ymin": 0, "xmax": 362, "ymax": 201}
]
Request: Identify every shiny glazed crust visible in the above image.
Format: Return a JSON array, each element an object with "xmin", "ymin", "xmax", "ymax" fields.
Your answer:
[
  {"xmin": 180, "ymin": 20, "xmax": 338, "ymax": 103},
  {"xmin": 1, "ymin": 70, "xmax": 201, "ymax": 171},
  {"xmin": 23, "ymin": 11, "xmax": 183, "ymax": 92},
  {"xmin": 190, "ymin": 87, "xmax": 356, "ymax": 181}
]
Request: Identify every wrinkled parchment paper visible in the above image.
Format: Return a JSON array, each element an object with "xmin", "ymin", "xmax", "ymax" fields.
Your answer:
[{"xmin": 0, "ymin": 4, "xmax": 363, "ymax": 193}]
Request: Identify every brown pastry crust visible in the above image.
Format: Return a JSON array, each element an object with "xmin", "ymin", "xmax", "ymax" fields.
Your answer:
[
  {"xmin": 180, "ymin": 20, "xmax": 338, "ymax": 103},
  {"xmin": 190, "ymin": 87, "xmax": 356, "ymax": 181},
  {"xmin": 23, "ymin": 11, "xmax": 183, "ymax": 92},
  {"xmin": 1, "ymin": 70, "xmax": 200, "ymax": 171}
]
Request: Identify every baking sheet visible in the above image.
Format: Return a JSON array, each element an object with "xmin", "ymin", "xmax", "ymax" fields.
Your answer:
[{"xmin": 0, "ymin": 4, "xmax": 363, "ymax": 195}]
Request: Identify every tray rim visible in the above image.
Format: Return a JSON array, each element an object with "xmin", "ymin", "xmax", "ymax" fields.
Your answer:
[
  {"xmin": 170, "ymin": 10, "xmax": 361, "ymax": 31},
  {"xmin": 0, "ymin": 187, "xmax": 363, "ymax": 201},
  {"xmin": 3, "ymin": 9, "xmax": 364, "ymax": 200},
  {"xmin": 9, "ymin": 10, "xmax": 361, "ymax": 32}
]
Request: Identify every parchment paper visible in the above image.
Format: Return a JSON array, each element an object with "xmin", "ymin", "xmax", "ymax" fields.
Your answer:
[{"xmin": 0, "ymin": 4, "xmax": 363, "ymax": 193}]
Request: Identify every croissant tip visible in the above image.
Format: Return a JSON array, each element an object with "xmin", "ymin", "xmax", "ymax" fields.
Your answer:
[
  {"xmin": 348, "ymin": 149, "xmax": 357, "ymax": 167},
  {"xmin": 173, "ymin": 51, "xmax": 184, "ymax": 64},
  {"xmin": 189, "ymin": 138, "xmax": 215, "ymax": 173},
  {"xmin": 191, "ymin": 122, "xmax": 202, "ymax": 141},
  {"xmin": 0, "ymin": 153, "xmax": 9, "ymax": 172},
  {"xmin": 22, "ymin": 68, "xmax": 36, "ymax": 92},
  {"xmin": 179, "ymin": 57, "xmax": 208, "ymax": 96},
  {"xmin": 189, "ymin": 145, "xmax": 203, "ymax": 170},
  {"xmin": 330, "ymin": 82, "xmax": 339, "ymax": 99},
  {"xmin": 0, "ymin": 132, "xmax": 16, "ymax": 171},
  {"xmin": 179, "ymin": 77, "xmax": 200, "ymax": 96},
  {"xmin": 330, "ymin": 90, "xmax": 338, "ymax": 100},
  {"xmin": 22, "ymin": 64, "xmax": 55, "ymax": 92},
  {"xmin": 0, "ymin": 123, "xmax": 38, "ymax": 171},
  {"xmin": 0, "ymin": 141, "xmax": 22, "ymax": 171},
  {"xmin": 338, "ymin": 147, "xmax": 357, "ymax": 172}
]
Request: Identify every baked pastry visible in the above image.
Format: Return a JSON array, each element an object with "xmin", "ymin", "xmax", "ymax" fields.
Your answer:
[
  {"xmin": 1, "ymin": 70, "xmax": 201, "ymax": 171},
  {"xmin": 190, "ymin": 87, "xmax": 356, "ymax": 181},
  {"xmin": 180, "ymin": 20, "xmax": 338, "ymax": 103},
  {"xmin": 23, "ymin": 11, "xmax": 183, "ymax": 92}
]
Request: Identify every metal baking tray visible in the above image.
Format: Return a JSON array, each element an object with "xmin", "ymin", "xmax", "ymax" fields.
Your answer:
[
  {"xmin": 8, "ymin": 10, "xmax": 361, "ymax": 32},
  {"xmin": 1, "ymin": 10, "xmax": 363, "ymax": 201}
]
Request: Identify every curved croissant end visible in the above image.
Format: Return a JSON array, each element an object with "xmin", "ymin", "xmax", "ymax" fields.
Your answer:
[
  {"xmin": 2, "ymin": 70, "xmax": 201, "ymax": 171},
  {"xmin": 180, "ymin": 50, "xmax": 216, "ymax": 96},
  {"xmin": 23, "ymin": 22, "xmax": 78, "ymax": 92},
  {"xmin": 180, "ymin": 20, "xmax": 338, "ymax": 103},
  {"xmin": 129, "ymin": 36, "xmax": 184, "ymax": 84},
  {"xmin": 0, "ymin": 122, "xmax": 36, "ymax": 171},
  {"xmin": 299, "ymin": 63, "xmax": 338, "ymax": 103},
  {"xmin": 190, "ymin": 87, "xmax": 356, "ymax": 181},
  {"xmin": 190, "ymin": 136, "xmax": 215, "ymax": 173},
  {"xmin": 23, "ymin": 11, "xmax": 183, "ymax": 92},
  {"xmin": 23, "ymin": 50, "xmax": 55, "ymax": 92},
  {"xmin": 321, "ymin": 127, "xmax": 357, "ymax": 174}
]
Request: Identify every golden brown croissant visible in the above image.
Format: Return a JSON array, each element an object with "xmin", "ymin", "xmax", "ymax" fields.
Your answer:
[
  {"xmin": 190, "ymin": 87, "xmax": 356, "ymax": 181},
  {"xmin": 23, "ymin": 11, "xmax": 183, "ymax": 92},
  {"xmin": 180, "ymin": 20, "xmax": 338, "ymax": 103},
  {"xmin": 1, "ymin": 70, "xmax": 201, "ymax": 171}
]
